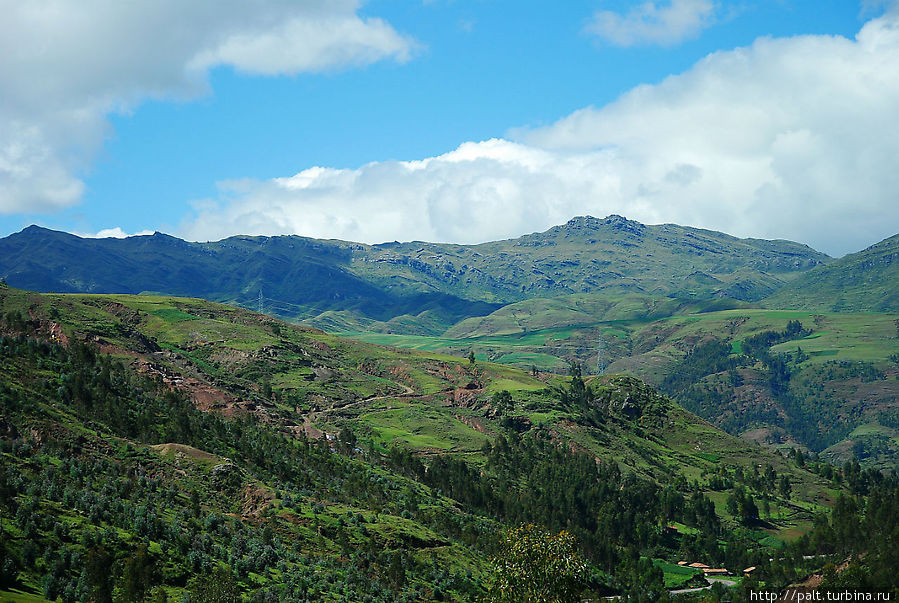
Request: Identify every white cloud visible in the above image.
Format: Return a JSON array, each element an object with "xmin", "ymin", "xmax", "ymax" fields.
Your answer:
[
  {"xmin": 77, "ymin": 227, "xmax": 155, "ymax": 239},
  {"xmin": 585, "ymin": 0, "xmax": 718, "ymax": 47},
  {"xmin": 181, "ymin": 139, "xmax": 618, "ymax": 244},
  {"xmin": 181, "ymin": 11, "xmax": 899, "ymax": 257},
  {"xmin": 0, "ymin": 0, "xmax": 414, "ymax": 215}
]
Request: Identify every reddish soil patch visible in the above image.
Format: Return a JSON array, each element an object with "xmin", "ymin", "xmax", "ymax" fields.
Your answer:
[
  {"xmin": 310, "ymin": 340, "xmax": 332, "ymax": 353},
  {"xmin": 453, "ymin": 387, "xmax": 484, "ymax": 407},
  {"xmin": 240, "ymin": 483, "xmax": 274, "ymax": 518},
  {"xmin": 454, "ymin": 414, "xmax": 492, "ymax": 435},
  {"xmin": 132, "ymin": 357, "xmax": 252, "ymax": 417}
]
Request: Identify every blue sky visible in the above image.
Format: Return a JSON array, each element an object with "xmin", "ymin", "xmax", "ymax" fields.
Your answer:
[{"xmin": 1, "ymin": 1, "xmax": 897, "ymax": 256}]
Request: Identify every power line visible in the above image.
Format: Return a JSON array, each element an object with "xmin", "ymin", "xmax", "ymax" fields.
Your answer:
[{"xmin": 595, "ymin": 333, "xmax": 606, "ymax": 374}]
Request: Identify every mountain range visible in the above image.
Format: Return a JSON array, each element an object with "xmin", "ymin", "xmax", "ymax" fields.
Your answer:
[{"xmin": 0, "ymin": 215, "xmax": 842, "ymax": 331}]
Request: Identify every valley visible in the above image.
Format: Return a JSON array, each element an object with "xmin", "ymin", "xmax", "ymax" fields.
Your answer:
[
  {"xmin": 341, "ymin": 295, "xmax": 899, "ymax": 470},
  {"xmin": 1, "ymin": 216, "xmax": 898, "ymax": 600}
]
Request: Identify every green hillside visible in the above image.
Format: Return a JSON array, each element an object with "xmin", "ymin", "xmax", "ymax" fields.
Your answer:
[
  {"xmin": 763, "ymin": 233, "xmax": 899, "ymax": 312},
  {"xmin": 0, "ymin": 286, "xmax": 856, "ymax": 600},
  {"xmin": 344, "ymin": 295, "xmax": 899, "ymax": 469},
  {"xmin": 349, "ymin": 215, "xmax": 829, "ymax": 305}
]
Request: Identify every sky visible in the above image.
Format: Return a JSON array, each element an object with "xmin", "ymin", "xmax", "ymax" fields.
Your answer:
[{"xmin": 1, "ymin": 1, "xmax": 898, "ymax": 257}]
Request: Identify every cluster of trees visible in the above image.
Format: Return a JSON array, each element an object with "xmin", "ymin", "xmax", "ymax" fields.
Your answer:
[
  {"xmin": 659, "ymin": 320, "xmax": 889, "ymax": 452},
  {"xmin": 795, "ymin": 475, "xmax": 899, "ymax": 592},
  {"xmin": 0, "ymin": 333, "xmax": 487, "ymax": 600},
  {"xmin": 387, "ymin": 424, "xmax": 722, "ymax": 594}
]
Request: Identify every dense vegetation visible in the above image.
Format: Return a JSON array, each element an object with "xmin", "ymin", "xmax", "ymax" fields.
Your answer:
[
  {"xmin": 1, "ymin": 286, "xmax": 898, "ymax": 600},
  {"xmin": 0, "ymin": 333, "xmax": 496, "ymax": 601}
]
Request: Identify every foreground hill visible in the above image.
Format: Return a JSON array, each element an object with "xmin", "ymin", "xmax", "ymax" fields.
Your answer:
[
  {"xmin": 0, "ymin": 286, "xmax": 846, "ymax": 599},
  {"xmin": 0, "ymin": 216, "xmax": 829, "ymax": 333},
  {"xmin": 764, "ymin": 233, "xmax": 899, "ymax": 313}
]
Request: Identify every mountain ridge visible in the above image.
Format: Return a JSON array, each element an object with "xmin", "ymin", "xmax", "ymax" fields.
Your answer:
[
  {"xmin": 764, "ymin": 232, "xmax": 899, "ymax": 312},
  {"xmin": 0, "ymin": 216, "xmax": 834, "ymax": 330}
]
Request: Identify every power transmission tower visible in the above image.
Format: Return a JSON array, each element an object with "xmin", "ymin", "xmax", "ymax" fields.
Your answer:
[
  {"xmin": 258, "ymin": 289, "xmax": 264, "ymax": 315},
  {"xmin": 595, "ymin": 333, "xmax": 606, "ymax": 375}
]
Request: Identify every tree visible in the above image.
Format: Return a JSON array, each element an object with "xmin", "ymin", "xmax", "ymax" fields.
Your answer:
[
  {"xmin": 468, "ymin": 350, "xmax": 476, "ymax": 365},
  {"xmin": 120, "ymin": 544, "xmax": 154, "ymax": 602},
  {"xmin": 487, "ymin": 524, "xmax": 588, "ymax": 603},
  {"xmin": 561, "ymin": 363, "xmax": 592, "ymax": 409},
  {"xmin": 388, "ymin": 551, "xmax": 406, "ymax": 592},
  {"xmin": 84, "ymin": 546, "xmax": 113, "ymax": 603},
  {"xmin": 779, "ymin": 475, "xmax": 792, "ymax": 499},
  {"xmin": 492, "ymin": 390, "xmax": 513, "ymax": 415},
  {"xmin": 338, "ymin": 425, "xmax": 357, "ymax": 454}
]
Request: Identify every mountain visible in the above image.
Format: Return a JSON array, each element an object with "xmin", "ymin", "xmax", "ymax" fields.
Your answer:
[
  {"xmin": 763, "ymin": 233, "xmax": 899, "ymax": 312},
  {"xmin": 352, "ymin": 215, "xmax": 830, "ymax": 305},
  {"xmin": 0, "ymin": 225, "xmax": 500, "ymax": 334},
  {"xmin": 0, "ymin": 286, "xmax": 844, "ymax": 599},
  {"xmin": 0, "ymin": 217, "xmax": 830, "ymax": 332}
]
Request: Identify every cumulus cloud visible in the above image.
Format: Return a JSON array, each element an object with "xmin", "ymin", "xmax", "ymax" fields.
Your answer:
[
  {"xmin": 585, "ymin": 0, "xmax": 718, "ymax": 47},
  {"xmin": 77, "ymin": 227, "xmax": 155, "ymax": 239},
  {"xmin": 0, "ymin": 0, "xmax": 414, "ymax": 214},
  {"xmin": 181, "ymin": 11, "xmax": 899, "ymax": 257},
  {"xmin": 181, "ymin": 140, "xmax": 619, "ymax": 244}
]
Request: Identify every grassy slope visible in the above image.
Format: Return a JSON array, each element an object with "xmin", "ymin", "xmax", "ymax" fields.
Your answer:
[
  {"xmin": 1, "ymin": 288, "xmax": 832, "ymax": 513},
  {"xmin": 347, "ymin": 215, "xmax": 829, "ymax": 306},
  {"xmin": 341, "ymin": 294, "xmax": 899, "ymax": 468},
  {"xmin": 345, "ymin": 296, "xmax": 898, "ymax": 372},
  {"xmin": 763, "ymin": 233, "xmax": 899, "ymax": 313}
]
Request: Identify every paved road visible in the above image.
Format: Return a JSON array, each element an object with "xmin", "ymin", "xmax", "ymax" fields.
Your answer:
[{"xmin": 670, "ymin": 577, "xmax": 738, "ymax": 596}]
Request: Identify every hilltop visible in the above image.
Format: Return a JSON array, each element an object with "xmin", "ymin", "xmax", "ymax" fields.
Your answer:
[{"xmin": 353, "ymin": 215, "xmax": 828, "ymax": 305}]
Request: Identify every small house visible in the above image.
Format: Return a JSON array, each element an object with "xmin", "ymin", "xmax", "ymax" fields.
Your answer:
[{"xmin": 703, "ymin": 568, "xmax": 729, "ymax": 576}]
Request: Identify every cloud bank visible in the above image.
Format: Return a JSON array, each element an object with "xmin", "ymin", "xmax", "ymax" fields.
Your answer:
[
  {"xmin": 0, "ymin": 0, "xmax": 413, "ymax": 214},
  {"xmin": 181, "ymin": 11, "xmax": 899, "ymax": 257}
]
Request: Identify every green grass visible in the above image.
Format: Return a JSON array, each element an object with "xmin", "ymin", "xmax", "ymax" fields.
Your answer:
[
  {"xmin": 0, "ymin": 589, "xmax": 50, "ymax": 602},
  {"xmin": 652, "ymin": 559, "xmax": 702, "ymax": 588},
  {"xmin": 357, "ymin": 404, "xmax": 490, "ymax": 452},
  {"xmin": 345, "ymin": 305, "xmax": 899, "ymax": 378},
  {"xmin": 694, "ymin": 452, "xmax": 722, "ymax": 463},
  {"xmin": 149, "ymin": 307, "xmax": 199, "ymax": 322},
  {"xmin": 492, "ymin": 351, "xmax": 570, "ymax": 371},
  {"xmin": 770, "ymin": 313, "xmax": 899, "ymax": 363}
]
